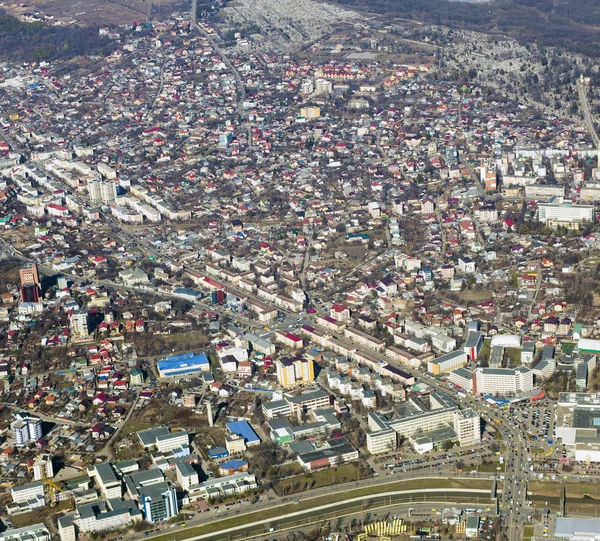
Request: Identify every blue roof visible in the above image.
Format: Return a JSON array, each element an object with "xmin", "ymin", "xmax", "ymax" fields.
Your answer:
[
  {"xmin": 208, "ymin": 447, "xmax": 228, "ymax": 458},
  {"xmin": 220, "ymin": 460, "xmax": 248, "ymax": 470},
  {"xmin": 157, "ymin": 352, "xmax": 209, "ymax": 370},
  {"xmin": 226, "ymin": 420, "xmax": 260, "ymax": 444},
  {"xmin": 173, "ymin": 287, "xmax": 201, "ymax": 297}
]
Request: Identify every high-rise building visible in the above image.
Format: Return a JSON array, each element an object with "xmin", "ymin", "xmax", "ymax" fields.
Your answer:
[
  {"xmin": 20, "ymin": 263, "xmax": 41, "ymax": 303},
  {"xmin": 33, "ymin": 454, "xmax": 54, "ymax": 481},
  {"xmin": 20, "ymin": 263, "xmax": 40, "ymax": 288},
  {"xmin": 276, "ymin": 357, "xmax": 315, "ymax": 388},
  {"xmin": 88, "ymin": 180, "xmax": 117, "ymax": 204},
  {"xmin": 21, "ymin": 284, "xmax": 40, "ymax": 303},
  {"xmin": 140, "ymin": 483, "xmax": 178, "ymax": 523},
  {"xmin": 70, "ymin": 310, "xmax": 89, "ymax": 340},
  {"xmin": 12, "ymin": 415, "xmax": 43, "ymax": 446},
  {"xmin": 12, "ymin": 420, "xmax": 29, "ymax": 446}
]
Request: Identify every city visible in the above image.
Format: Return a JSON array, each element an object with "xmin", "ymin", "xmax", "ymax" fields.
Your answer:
[{"xmin": 1, "ymin": 0, "xmax": 600, "ymax": 541}]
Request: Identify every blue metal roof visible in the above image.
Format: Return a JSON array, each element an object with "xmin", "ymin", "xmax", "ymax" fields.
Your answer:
[
  {"xmin": 226, "ymin": 420, "xmax": 260, "ymax": 444},
  {"xmin": 157, "ymin": 352, "xmax": 209, "ymax": 370}
]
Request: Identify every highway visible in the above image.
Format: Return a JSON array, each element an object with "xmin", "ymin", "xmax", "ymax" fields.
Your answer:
[{"xmin": 140, "ymin": 486, "xmax": 495, "ymax": 541}]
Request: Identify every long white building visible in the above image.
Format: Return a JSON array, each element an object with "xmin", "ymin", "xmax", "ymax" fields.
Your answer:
[{"xmin": 473, "ymin": 366, "xmax": 533, "ymax": 396}]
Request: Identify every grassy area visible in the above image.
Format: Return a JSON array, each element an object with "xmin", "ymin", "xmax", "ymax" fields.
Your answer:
[
  {"xmin": 474, "ymin": 462, "xmax": 505, "ymax": 473},
  {"xmin": 505, "ymin": 347, "xmax": 522, "ymax": 367},
  {"xmin": 149, "ymin": 478, "xmax": 491, "ymax": 541},
  {"xmin": 561, "ymin": 342, "xmax": 576, "ymax": 355},
  {"xmin": 479, "ymin": 338, "xmax": 491, "ymax": 363},
  {"xmin": 522, "ymin": 525, "xmax": 534, "ymax": 541},
  {"xmin": 9, "ymin": 500, "xmax": 73, "ymax": 528},
  {"xmin": 119, "ymin": 422, "xmax": 154, "ymax": 438},
  {"xmin": 273, "ymin": 463, "xmax": 365, "ymax": 495},
  {"xmin": 529, "ymin": 481, "xmax": 600, "ymax": 499}
]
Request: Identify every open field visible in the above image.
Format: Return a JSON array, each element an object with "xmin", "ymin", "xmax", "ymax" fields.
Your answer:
[
  {"xmin": 272, "ymin": 463, "xmax": 366, "ymax": 495},
  {"xmin": 2, "ymin": 0, "xmax": 183, "ymax": 26}
]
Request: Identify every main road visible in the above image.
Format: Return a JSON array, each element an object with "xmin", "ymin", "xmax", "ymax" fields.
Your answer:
[
  {"xmin": 189, "ymin": 0, "xmax": 246, "ymax": 115},
  {"xmin": 136, "ymin": 483, "xmax": 496, "ymax": 541},
  {"xmin": 577, "ymin": 77, "xmax": 600, "ymax": 148}
]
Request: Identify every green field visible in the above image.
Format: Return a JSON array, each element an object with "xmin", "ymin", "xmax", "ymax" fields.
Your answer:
[{"xmin": 273, "ymin": 463, "xmax": 365, "ymax": 495}]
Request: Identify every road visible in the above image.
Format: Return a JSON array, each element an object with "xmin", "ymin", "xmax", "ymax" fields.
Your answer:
[
  {"xmin": 189, "ymin": 0, "xmax": 246, "ymax": 115},
  {"xmin": 577, "ymin": 78, "xmax": 600, "ymax": 148},
  {"xmin": 138, "ymin": 485, "xmax": 494, "ymax": 541},
  {"xmin": 0, "ymin": 401, "xmax": 77, "ymax": 426},
  {"xmin": 526, "ymin": 261, "xmax": 543, "ymax": 321},
  {"xmin": 98, "ymin": 391, "xmax": 140, "ymax": 459}
]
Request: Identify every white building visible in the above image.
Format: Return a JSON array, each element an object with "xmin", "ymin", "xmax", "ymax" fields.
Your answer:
[
  {"xmin": 188, "ymin": 472, "xmax": 257, "ymax": 501},
  {"xmin": 473, "ymin": 366, "xmax": 533, "ymax": 396},
  {"xmin": 454, "ymin": 409, "xmax": 481, "ymax": 446},
  {"xmin": 538, "ymin": 198, "xmax": 594, "ymax": 226},
  {"xmin": 176, "ymin": 462, "xmax": 199, "ymax": 491},
  {"xmin": 70, "ymin": 310, "xmax": 89, "ymax": 340},
  {"xmin": 33, "ymin": 455, "xmax": 54, "ymax": 481},
  {"xmin": 428, "ymin": 350, "xmax": 468, "ymax": 375},
  {"xmin": 366, "ymin": 429, "xmax": 397, "ymax": 454},
  {"xmin": 11, "ymin": 482, "xmax": 45, "ymax": 504},
  {"xmin": 0, "ymin": 524, "xmax": 50, "ymax": 541}
]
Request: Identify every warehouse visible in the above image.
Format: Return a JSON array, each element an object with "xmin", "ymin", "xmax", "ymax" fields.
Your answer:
[{"xmin": 157, "ymin": 352, "xmax": 210, "ymax": 378}]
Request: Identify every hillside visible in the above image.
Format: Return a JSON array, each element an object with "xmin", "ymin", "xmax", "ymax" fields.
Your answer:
[{"xmin": 332, "ymin": 0, "xmax": 600, "ymax": 57}]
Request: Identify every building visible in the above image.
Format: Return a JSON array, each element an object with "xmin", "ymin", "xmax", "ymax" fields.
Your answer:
[
  {"xmin": 33, "ymin": 454, "xmax": 54, "ymax": 481},
  {"xmin": 296, "ymin": 437, "xmax": 359, "ymax": 470},
  {"xmin": 0, "ymin": 524, "xmax": 50, "ymax": 541},
  {"xmin": 226, "ymin": 434, "xmax": 246, "ymax": 455},
  {"xmin": 20, "ymin": 263, "xmax": 40, "ymax": 289},
  {"xmin": 427, "ymin": 350, "xmax": 468, "ymax": 375},
  {"xmin": 219, "ymin": 460, "xmax": 249, "ymax": 476},
  {"xmin": 465, "ymin": 515, "xmax": 481, "ymax": 538},
  {"xmin": 371, "ymin": 392, "xmax": 480, "ymax": 452},
  {"xmin": 12, "ymin": 415, "xmax": 42, "ymax": 446},
  {"xmin": 538, "ymin": 198, "xmax": 594, "ymax": 227},
  {"xmin": 448, "ymin": 367, "xmax": 475, "ymax": 393},
  {"xmin": 286, "ymin": 389, "xmax": 331, "ymax": 415},
  {"xmin": 454, "ymin": 409, "xmax": 481, "ymax": 446},
  {"xmin": 366, "ymin": 429, "xmax": 397, "ymax": 454},
  {"xmin": 579, "ymin": 339, "xmax": 600, "ymax": 355},
  {"xmin": 244, "ymin": 333, "xmax": 276, "ymax": 355},
  {"xmin": 74, "ymin": 499, "xmax": 142, "ymax": 532},
  {"xmin": 175, "ymin": 462, "xmax": 199, "ymax": 491},
  {"xmin": 70, "ymin": 310, "xmax": 90, "ymax": 340},
  {"xmin": 88, "ymin": 462, "xmax": 122, "ymax": 500},
  {"xmin": 226, "ymin": 420, "xmax": 260, "ymax": 446},
  {"xmin": 276, "ymin": 357, "xmax": 315, "ymax": 388},
  {"xmin": 554, "ymin": 518, "xmax": 600, "ymax": 541},
  {"xmin": 57, "ymin": 516, "xmax": 76, "ymax": 541},
  {"xmin": 157, "ymin": 352, "xmax": 210, "ymax": 378},
  {"xmin": 521, "ymin": 341, "xmax": 535, "ymax": 364},
  {"xmin": 137, "ymin": 427, "xmax": 189, "ymax": 453},
  {"xmin": 130, "ymin": 367, "xmax": 146, "ymax": 386},
  {"xmin": 261, "ymin": 399, "xmax": 292, "ymax": 420},
  {"xmin": 188, "ymin": 472, "xmax": 257, "ymax": 501},
  {"xmin": 11, "ymin": 482, "xmax": 45, "ymax": 504},
  {"xmin": 473, "ymin": 366, "xmax": 534, "ymax": 396},
  {"xmin": 124, "ymin": 469, "xmax": 178, "ymax": 523},
  {"xmin": 88, "ymin": 179, "xmax": 117, "ymax": 204},
  {"xmin": 463, "ymin": 331, "xmax": 484, "ymax": 361}
]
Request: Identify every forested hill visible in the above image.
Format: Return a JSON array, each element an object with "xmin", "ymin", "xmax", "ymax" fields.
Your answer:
[
  {"xmin": 333, "ymin": 0, "xmax": 600, "ymax": 57},
  {"xmin": 0, "ymin": 10, "xmax": 116, "ymax": 62}
]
